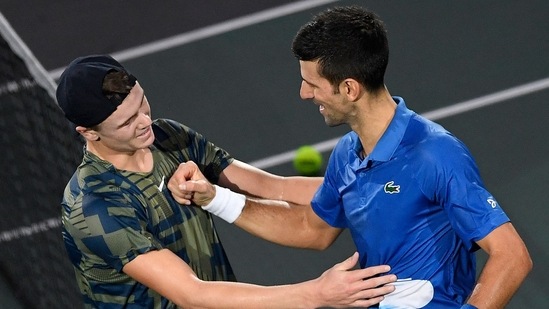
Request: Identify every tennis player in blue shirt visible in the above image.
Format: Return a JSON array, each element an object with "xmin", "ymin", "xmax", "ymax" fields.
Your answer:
[{"xmin": 171, "ymin": 6, "xmax": 532, "ymax": 309}]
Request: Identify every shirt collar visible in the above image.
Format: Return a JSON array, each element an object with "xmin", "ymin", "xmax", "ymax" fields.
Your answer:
[
  {"xmin": 352, "ymin": 96, "xmax": 413, "ymax": 168},
  {"xmin": 81, "ymin": 146, "xmax": 116, "ymax": 171}
]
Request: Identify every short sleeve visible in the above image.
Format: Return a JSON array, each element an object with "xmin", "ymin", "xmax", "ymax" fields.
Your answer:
[
  {"xmin": 311, "ymin": 143, "xmax": 348, "ymax": 228},
  {"xmin": 417, "ymin": 135, "xmax": 509, "ymax": 250},
  {"xmin": 77, "ymin": 192, "xmax": 161, "ymax": 272}
]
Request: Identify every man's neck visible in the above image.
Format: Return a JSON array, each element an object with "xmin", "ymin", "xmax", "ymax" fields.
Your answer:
[
  {"xmin": 87, "ymin": 143, "xmax": 153, "ymax": 173},
  {"xmin": 350, "ymin": 90, "xmax": 396, "ymax": 155}
]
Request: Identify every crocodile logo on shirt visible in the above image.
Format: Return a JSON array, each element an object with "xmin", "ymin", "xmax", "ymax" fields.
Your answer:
[{"xmin": 384, "ymin": 181, "xmax": 400, "ymax": 194}]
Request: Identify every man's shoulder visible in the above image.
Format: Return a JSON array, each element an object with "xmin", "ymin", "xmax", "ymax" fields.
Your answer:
[
  {"xmin": 152, "ymin": 118, "xmax": 191, "ymax": 133},
  {"xmin": 152, "ymin": 118, "xmax": 197, "ymax": 144},
  {"xmin": 152, "ymin": 118, "xmax": 175, "ymax": 127},
  {"xmin": 333, "ymin": 131, "xmax": 358, "ymax": 151},
  {"xmin": 405, "ymin": 115, "xmax": 463, "ymax": 150},
  {"xmin": 402, "ymin": 116, "xmax": 475, "ymax": 173},
  {"xmin": 77, "ymin": 154, "xmax": 115, "ymax": 182}
]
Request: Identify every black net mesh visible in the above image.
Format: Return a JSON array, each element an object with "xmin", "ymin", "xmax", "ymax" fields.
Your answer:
[{"xmin": 0, "ymin": 32, "xmax": 84, "ymax": 308}]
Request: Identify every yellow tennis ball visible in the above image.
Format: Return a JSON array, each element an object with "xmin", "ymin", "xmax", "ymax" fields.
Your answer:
[{"xmin": 293, "ymin": 145, "xmax": 323, "ymax": 176}]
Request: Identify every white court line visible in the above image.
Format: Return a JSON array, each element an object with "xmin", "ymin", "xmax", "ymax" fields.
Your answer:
[
  {"xmin": 249, "ymin": 77, "xmax": 549, "ymax": 169},
  {"xmin": 48, "ymin": 0, "xmax": 340, "ymax": 80},
  {"xmin": 43, "ymin": 0, "xmax": 549, "ymax": 170}
]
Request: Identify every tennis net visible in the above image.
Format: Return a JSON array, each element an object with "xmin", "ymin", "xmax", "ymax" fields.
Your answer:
[{"xmin": 0, "ymin": 11, "xmax": 83, "ymax": 308}]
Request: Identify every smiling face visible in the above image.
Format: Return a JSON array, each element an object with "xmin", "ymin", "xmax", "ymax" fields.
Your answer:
[
  {"xmin": 91, "ymin": 82, "xmax": 154, "ymax": 153},
  {"xmin": 299, "ymin": 60, "xmax": 351, "ymax": 127}
]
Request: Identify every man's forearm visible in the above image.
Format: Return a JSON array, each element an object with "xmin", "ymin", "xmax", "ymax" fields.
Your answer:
[
  {"xmin": 234, "ymin": 197, "xmax": 339, "ymax": 249},
  {"xmin": 128, "ymin": 249, "xmax": 396, "ymax": 309},
  {"xmin": 468, "ymin": 257, "xmax": 531, "ymax": 308},
  {"xmin": 467, "ymin": 229, "xmax": 532, "ymax": 308},
  {"xmin": 277, "ymin": 176, "xmax": 323, "ymax": 205},
  {"xmin": 217, "ymin": 160, "xmax": 322, "ymax": 205}
]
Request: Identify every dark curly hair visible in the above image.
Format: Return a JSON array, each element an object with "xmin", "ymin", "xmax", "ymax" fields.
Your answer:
[{"xmin": 292, "ymin": 6, "xmax": 389, "ymax": 92}]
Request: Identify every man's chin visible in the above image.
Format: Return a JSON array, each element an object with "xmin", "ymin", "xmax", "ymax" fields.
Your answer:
[{"xmin": 324, "ymin": 118, "xmax": 343, "ymax": 128}]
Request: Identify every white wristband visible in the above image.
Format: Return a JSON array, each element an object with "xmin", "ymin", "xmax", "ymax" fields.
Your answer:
[{"xmin": 202, "ymin": 185, "xmax": 245, "ymax": 223}]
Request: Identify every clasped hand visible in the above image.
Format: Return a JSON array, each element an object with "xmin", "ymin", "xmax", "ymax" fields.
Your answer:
[{"xmin": 167, "ymin": 161, "xmax": 215, "ymax": 206}]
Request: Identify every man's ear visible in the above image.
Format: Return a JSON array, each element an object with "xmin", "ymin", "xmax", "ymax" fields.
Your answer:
[
  {"xmin": 340, "ymin": 78, "xmax": 362, "ymax": 101},
  {"xmin": 76, "ymin": 126, "xmax": 100, "ymax": 141}
]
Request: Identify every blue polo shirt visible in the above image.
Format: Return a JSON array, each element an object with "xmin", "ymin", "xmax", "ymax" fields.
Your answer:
[{"xmin": 312, "ymin": 97, "xmax": 509, "ymax": 308}]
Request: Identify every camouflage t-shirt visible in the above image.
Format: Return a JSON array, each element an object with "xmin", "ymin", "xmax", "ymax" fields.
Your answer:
[{"xmin": 62, "ymin": 119, "xmax": 236, "ymax": 308}]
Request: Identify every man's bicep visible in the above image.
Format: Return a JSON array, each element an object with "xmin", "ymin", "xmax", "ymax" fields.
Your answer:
[
  {"xmin": 475, "ymin": 222, "xmax": 526, "ymax": 254},
  {"xmin": 307, "ymin": 202, "xmax": 343, "ymax": 248}
]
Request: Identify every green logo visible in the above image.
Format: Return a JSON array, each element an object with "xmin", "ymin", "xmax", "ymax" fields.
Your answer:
[{"xmin": 384, "ymin": 181, "xmax": 400, "ymax": 194}]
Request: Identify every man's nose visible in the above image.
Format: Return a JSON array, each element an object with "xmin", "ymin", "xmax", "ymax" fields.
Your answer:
[
  {"xmin": 138, "ymin": 112, "xmax": 152, "ymax": 127},
  {"xmin": 299, "ymin": 81, "xmax": 313, "ymax": 100}
]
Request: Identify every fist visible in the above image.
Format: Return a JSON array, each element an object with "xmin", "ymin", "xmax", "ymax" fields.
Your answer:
[{"xmin": 167, "ymin": 161, "xmax": 216, "ymax": 206}]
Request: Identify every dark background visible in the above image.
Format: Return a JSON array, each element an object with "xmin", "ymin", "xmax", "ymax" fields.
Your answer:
[{"xmin": 1, "ymin": 0, "xmax": 547, "ymax": 307}]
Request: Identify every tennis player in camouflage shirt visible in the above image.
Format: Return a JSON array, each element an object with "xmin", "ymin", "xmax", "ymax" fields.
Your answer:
[{"xmin": 56, "ymin": 55, "xmax": 397, "ymax": 308}]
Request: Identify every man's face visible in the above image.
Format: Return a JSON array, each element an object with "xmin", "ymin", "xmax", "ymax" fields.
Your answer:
[
  {"xmin": 94, "ymin": 82, "xmax": 154, "ymax": 152},
  {"xmin": 299, "ymin": 60, "xmax": 348, "ymax": 127}
]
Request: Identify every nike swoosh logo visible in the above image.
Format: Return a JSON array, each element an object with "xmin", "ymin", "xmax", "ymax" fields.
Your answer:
[{"xmin": 158, "ymin": 176, "xmax": 165, "ymax": 191}]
